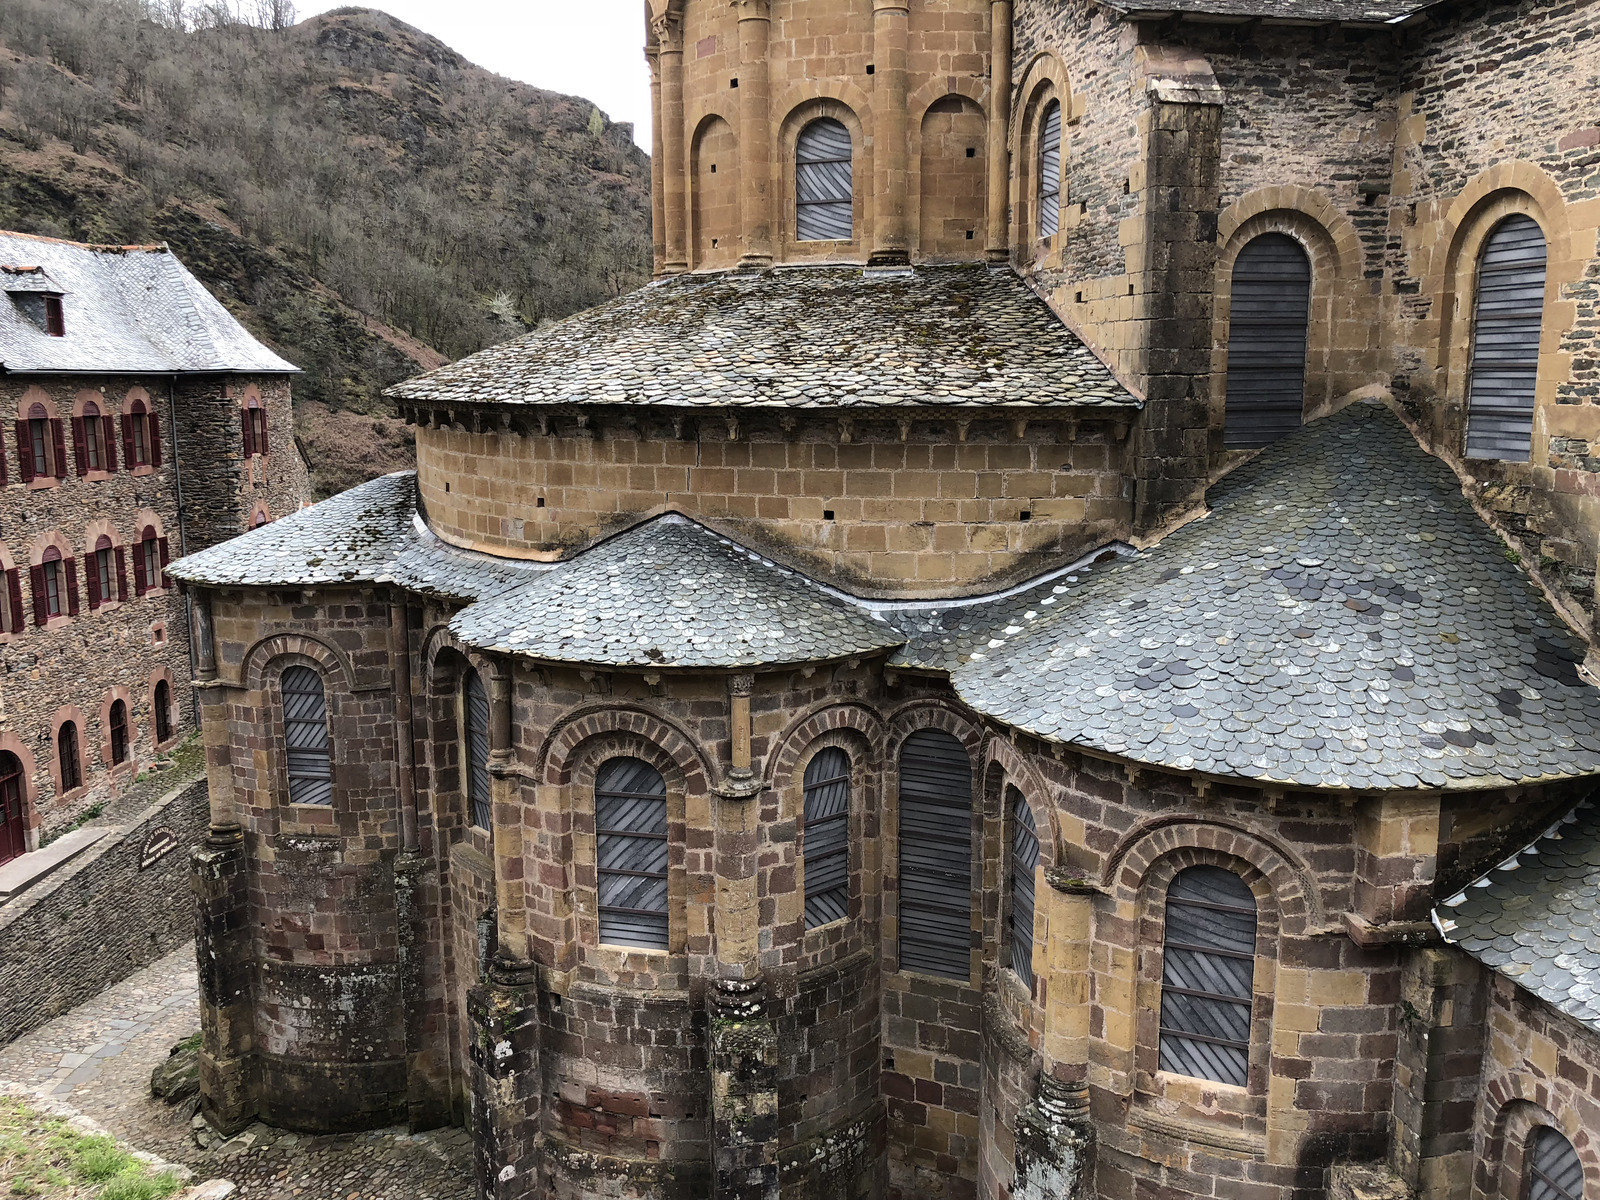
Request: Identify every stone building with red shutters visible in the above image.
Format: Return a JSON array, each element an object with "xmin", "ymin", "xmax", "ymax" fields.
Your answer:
[
  {"xmin": 0, "ymin": 230, "xmax": 305, "ymax": 865},
  {"xmin": 170, "ymin": 2, "xmax": 1600, "ymax": 1200}
]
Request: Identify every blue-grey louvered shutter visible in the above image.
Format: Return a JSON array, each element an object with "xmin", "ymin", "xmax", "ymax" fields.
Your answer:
[
  {"xmin": 281, "ymin": 665, "xmax": 332, "ymax": 806},
  {"xmin": 596, "ymin": 756, "xmax": 669, "ymax": 950},
  {"xmin": 1159, "ymin": 865, "xmax": 1257, "ymax": 1087},
  {"xmin": 796, "ymin": 118, "xmax": 853, "ymax": 242},
  {"xmin": 1224, "ymin": 233, "xmax": 1312, "ymax": 450},
  {"xmin": 464, "ymin": 668, "xmax": 492, "ymax": 830},
  {"xmin": 897, "ymin": 729, "xmax": 973, "ymax": 980},
  {"xmin": 1038, "ymin": 100, "xmax": 1062, "ymax": 240},
  {"xmin": 1009, "ymin": 787, "xmax": 1039, "ymax": 986},
  {"xmin": 1466, "ymin": 214, "xmax": 1547, "ymax": 462},
  {"xmin": 802, "ymin": 747, "xmax": 851, "ymax": 929},
  {"xmin": 1529, "ymin": 1127, "xmax": 1585, "ymax": 1200}
]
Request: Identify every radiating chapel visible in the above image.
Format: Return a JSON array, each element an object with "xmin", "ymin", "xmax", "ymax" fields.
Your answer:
[{"xmin": 170, "ymin": 1, "xmax": 1600, "ymax": 1198}]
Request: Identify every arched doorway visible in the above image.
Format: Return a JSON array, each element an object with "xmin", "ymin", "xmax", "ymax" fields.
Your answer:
[{"xmin": 0, "ymin": 752, "xmax": 26, "ymax": 864}]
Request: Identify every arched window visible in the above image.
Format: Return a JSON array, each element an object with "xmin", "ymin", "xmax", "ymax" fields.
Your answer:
[
  {"xmin": 57, "ymin": 721, "xmax": 81, "ymax": 793},
  {"xmin": 463, "ymin": 668, "xmax": 492, "ymax": 831},
  {"xmin": 242, "ymin": 396, "xmax": 268, "ymax": 457},
  {"xmin": 796, "ymin": 118, "xmax": 853, "ymax": 242},
  {"xmin": 1224, "ymin": 232, "xmax": 1312, "ymax": 450},
  {"xmin": 109, "ymin": 698, "xmax": 129, "ymax": 765},
  {"xmin": 1038, "ymin": 99, "xmax": 1062, "ymax": 240},
  {"xmin": 154, "ymin": 679, "xmax": 172, "ymax": 744},
  {"xmin": 1528, "ymin": 1127, "xmax": 1585, "ymax": 1200},
  {"xmin": 0, "ymin": 752, "xmax": 25, "ymax": 865},
  {"xmin": 252, "ymin": 508, "xmax": 270, "ymax": 529},
  {"xmin": 133, "ymin": 526, "xmax": 167, "ymax": 595},
  {"xmin": 594, "ymin": 756, "xmax": 669, "ymax": 950},
  {"xmin": 87, "ymin": 534, "xmax": 121, "ymax": 610},
  {"xmin": 281, "ymin": 666, "xmax": 332, "ymax": 806},
  {"xmin": 801, "ymin": 747, "xmax": 850, "ymax": 929},
  {"xmin": 74, "ymin": 400, "xmax": 109, "ymax": 475},
  {"xmin": 122, "ymin": 398, "xmax": 161, "ymax": 469},
  {"xmin": 1008, "ymin": 786, "xmax": 1039, "ymax": 987},
  {"xmin": 1465, "ymin": 213, "xmax": 1547, "ymax": 462},
  {"xmin": 897, "ymin": 728, "xmax": 973, "ymax": 980},
  {"xmin": 1159, "ymin": 865, "xmax": 1257, "ymax": 1087},
  {"xmin": 18, "ymin": 402, "xmax": 64, "ymax": 482},
  {"xmin": 32, "ymin": 545, "xmax": 77, "ymax": 623}
]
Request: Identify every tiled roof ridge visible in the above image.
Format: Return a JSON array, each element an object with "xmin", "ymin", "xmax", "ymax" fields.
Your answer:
[{"xmin": 0, "ymin": 228, "xmax": 168, "ymax": 254}]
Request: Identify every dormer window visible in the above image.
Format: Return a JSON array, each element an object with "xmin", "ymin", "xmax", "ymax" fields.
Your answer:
[
  {"xmin": 3, "ymin": 266, "xmax": 68, "ymax": 337},
  {"xmin": 43, "ymin": 295, "xmax": 63, "ymax": 337}
]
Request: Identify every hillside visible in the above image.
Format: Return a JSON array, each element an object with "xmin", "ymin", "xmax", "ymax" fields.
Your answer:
[{"xmin": 0, "ymin": 1, "xmax": 653, "ymax": 497}]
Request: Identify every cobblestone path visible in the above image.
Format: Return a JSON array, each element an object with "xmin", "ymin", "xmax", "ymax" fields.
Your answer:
[{"xmin": 0, "ymin": 944, "xmax": 474, "ymax": 1199}]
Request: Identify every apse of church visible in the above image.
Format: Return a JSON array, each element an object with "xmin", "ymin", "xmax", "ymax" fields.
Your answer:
[{"xmin": 173, "ymin": 1, "xmax": 1600, "ymax": 1199}]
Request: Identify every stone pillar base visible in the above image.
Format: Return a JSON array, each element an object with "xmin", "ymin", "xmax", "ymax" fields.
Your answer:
[
  {"xmin": 711, "ymin": 978, "xmax": 779, "ymax": 1200},
  {"xmin": 468, "ymin": 958, "xmax": 543, "ymax": 1200},
  {"xmin": 1014, "ymin": 1076, "xmax": 1094, "ymax": 1200},
  {"xmin": 192, "ymin": 838, "xmax": 256, "ymax": 1136}
]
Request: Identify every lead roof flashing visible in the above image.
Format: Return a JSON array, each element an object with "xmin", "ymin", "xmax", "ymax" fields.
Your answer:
[{"xmin": 388, "ymin": 264, "xmax": 1139, "ymax": 411}]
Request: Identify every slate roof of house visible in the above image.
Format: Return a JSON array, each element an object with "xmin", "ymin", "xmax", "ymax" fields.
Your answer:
[
  {"xmin": 387, "ymin": 265, "xmax": 1137, "ymax": 410},
  {"xmin": 452, "ymin": 516, "xmax": 903, "ymax": 669},
  {"xmin": 0, "ymin": 230, "xmax": 297, "ymax": 375},
  {"xmin": 919, "ymin": 402, "xmax": 1600, "ymax": 792},
  {"xmin": 1435, "ymin": 799, "xmax": 1600, "ymax": 1034},
  {"xmin": 171, "ymin": 402, "xmax": 1600, "ymax": 791},
  {"xmin": 1102, "ymin": 0, "xmax": 1431, "ymax": 22}
]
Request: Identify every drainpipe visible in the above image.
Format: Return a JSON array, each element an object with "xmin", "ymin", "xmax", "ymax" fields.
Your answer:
[{"xmin": 167, "ymin": 374, "xmax": 199, "ymax": 727}]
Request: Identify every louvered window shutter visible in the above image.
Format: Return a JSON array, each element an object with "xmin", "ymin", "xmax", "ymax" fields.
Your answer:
[
  {"xmin": 158, "ymin": 537, "xmax": 170, "ymax": 587},
  {"xmin": 897, "ymin": 728, "xmax": 973, "ymax": 980},
  {"xmin": 1038, "ymin": 100, "xmax": 1062, "ymax": 240},
  {"xmin": 132, "ymin": 542, "xmax": 148, "ymax": 597},
  {"xmin": 0, "ymin": 429, "xmax": 8, "ymax": 486},
  {"xmin": 802, "ymin": 747, "xmax": 851, "ymax": 929},
  {"xmin": 1009, "ymin": 787, "xmax": 1040, "ymax": 986},
  {"xmin": 101, "ymin": 415, "xmax": 117, "ymax": 471},
  {"xmin": 149, "ymin": 413, "xmax": 162, "ymax": 468},
  {"xmin": 281, "ymin": 665, "xmax": 333, "ymax": 805},
  {"xmin": 85, "ymin": 554, "xmax": 100, "ymax": 610},
  {"xmin": 72, "ymin": 417, "xmax": 88, "ymax": 476},
  {"xmin": 1528, "ymin": 1126, "xmax": 1585, "ymax": 1200},
  {"xmin": 1224, "ymin": 233, "xmax": 1312, "ymax": 450},
  {"xmin": 242, "ymin": 409, "xmax": 255, "ymax": 458},
  {"xmin": 1466, "ymin": 214, "xmax": 1547, "ymax": 462},
  {"xmin": 114, "ymin": 547, "xmax": 128, "ymax": 601},
  {"xmin": 121, "ymin": 414, "xmax": 134, "ymax": 469},
  {"xmin": 29, "ymin": 565, "xmax": 45, "ymax": 626},
  {"xmin": 464, "ymin": 669, "xmax": 492, "ymax": 830},
  {"xmin": 63, "ymin": 559, "xmax": 79, "ymax": 616},
  {"xmin": 6, "ymin": 570, "xmax": 22, "ymax": 633},
  {"xmin": 258, "ymin": 409, "xmax": 269, "ymax": 455},
  {"xmin": 15, "ymin": 422, "xmax": 33, "ymax": 484},
  {"xmin": 1159, "ymin": 865, "xmax": 1258, "ymax": 1087},
  {"xmin": 796, "ymin": 118, "xmax": 854, "ymax": 242},
  {"xmin": 50, "ymin": 420, "xmax": 66, "ymax": 479},
  {"xmin": 595, "ymin": 756, "xmax": 669, "ymax": 949}
]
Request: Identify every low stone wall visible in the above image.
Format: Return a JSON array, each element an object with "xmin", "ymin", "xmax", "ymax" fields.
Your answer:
[{"xmin": 0, "ymin": 776, "xmax": 208, "ymax": 1045}]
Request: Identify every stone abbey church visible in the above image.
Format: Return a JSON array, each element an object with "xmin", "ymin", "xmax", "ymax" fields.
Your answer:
[{"xmin": 171, "ymin": 0, "xmax": 1600, "ymax": 1198}]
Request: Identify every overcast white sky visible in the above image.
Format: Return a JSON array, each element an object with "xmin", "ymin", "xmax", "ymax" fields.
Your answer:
[{"xmin": 296, "ymin": 0, "xmax": 653, "ymax": 150}]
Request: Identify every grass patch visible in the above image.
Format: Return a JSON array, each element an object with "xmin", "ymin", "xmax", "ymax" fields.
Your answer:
[{"xmin": 0, "ymin": 1097, "xmax": 182, "ymax": 1199}]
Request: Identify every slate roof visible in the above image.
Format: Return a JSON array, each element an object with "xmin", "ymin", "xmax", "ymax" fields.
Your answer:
[
  {"xmin": 387, "ymin": 265, "xmax": 1137, "ymax": 410},
  {"xmin": 924, "ymin": 402, "xmax": 1600, "ymax": 792},
  {"xmin": 1102, "ymin": 0, "xmax": 1431, "ymax": 22},
  {"xmin": 170, "ymin": 402, "xmax": 1600, "ymax": 791},
  {"xmin": 1435, "ymin": 799, "xmax": 1600, "ymax": 1034},
  {"xmin": 451, "ymin": 515, "xmax": 903, "ymax": 669},
  {"xmin": 0, "ymin": 230, "xmax": 297, "ymax": 375}
]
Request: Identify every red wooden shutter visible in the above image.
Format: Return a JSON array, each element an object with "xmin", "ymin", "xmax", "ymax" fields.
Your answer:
[
  {"xmin": 101, "ymin": 415, "xmax": 117, "ymax": 472},
  {"xmin": 29, "ymin": 565, "xmax": 46, "ymax": 626},
  {"xmin": 63, "ymin": 558, "xmax": 79, "ymax": 616},
  {"xmin": 85, "ymin": 555, "xmax": 100, "ymax": 610},
  {"xmin": 114, "ymin": 547, "xmax": 128, "ymax": 601},
  {"xmin": 6, "ymin": 570, "xmax": 21, "ymax": 633},
  {"xmin": 132, "ymin": 542, "xmax": 147, "ymax": 597},
  {"xmin": 15, "ymin": 422, "xmax": 33, "ymax": 484},
  {"xmin": 241, "ymin": 409, "xmax": 254, "ymax": 457},
  {"xmin": 148, "ymin": 413, "xmax": 162, "ymax": 468},
  {"xmin": 50, "ymin": 420, "xmax": 66, "ymax": 480},
  {"xmin": 71, "ymin": 417, "xmax": 88, "ymax": 476},
  {"xmin": 158, "ymin": 537, "xmax": 170, "ymax": 587},
  {"xmin": 259, "ymin": 410, "xmax": 269, "ymax": 455},
  {"xmin": 121, "ymin": 414, "xmax": 134, "ymax": 469},
  {"xmin": 0, "ymin": 431, "xmax": 9, "ymax": 486}
]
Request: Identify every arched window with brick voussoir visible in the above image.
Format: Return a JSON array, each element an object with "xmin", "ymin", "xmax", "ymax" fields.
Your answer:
[
  {"xmin": 802, "ymin": 747, "xmax": 850, "ymax": 929},
  {"xmin": 1008, "ymin": 786, "xmax": 1039, "ymax": 987},
  {"xmin": 281, "ymin": 666, "xmax": 333, "ymax": 806},
  {"xmin": 1038, "ymin": 100, "xmax": 1062, "ymax": 241},
  {"xmin": 1527, "ymin": 1127, "xmax": 1585, "ymax": 1200},
  {"xmin": 1158, "ymin": 865, "xmax": 1258, "ymax": 1087},
  {"xmin": 595, "ymin": 756, "xmax": 670, "ymax": 950}
]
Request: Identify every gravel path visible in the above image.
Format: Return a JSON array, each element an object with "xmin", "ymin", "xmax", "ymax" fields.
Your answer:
[{"xmin": 0, "ymin": 943, "xmax": 475, "ymax": 1199}]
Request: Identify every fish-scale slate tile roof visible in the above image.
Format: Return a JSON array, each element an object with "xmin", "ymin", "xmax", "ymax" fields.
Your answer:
[
  {"xmin": 1435, "ymin": 799, "xmax": 1600, "ymax": 1034},
  {"xmin": 929, "ymin": 402, "xmax": 1600, "ymax": 792},
  {"xmin": 387, "ymin": 265, "xmax": 1137, "ymax": 410},
  {"xmin": 0, "ymin": 230, "xmax": 298, "ymax": 375},
  {"xmin": 451, "ymin": 515, "xmax": 903, "ymax": 669},
  {"xmin": 166, "ymin": 472, "xmax": 548, "ymax": 602}
]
